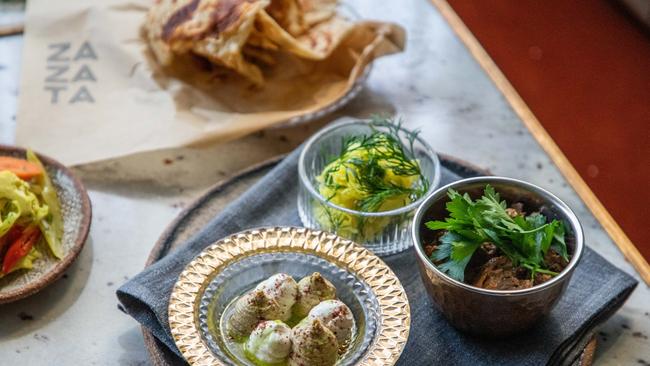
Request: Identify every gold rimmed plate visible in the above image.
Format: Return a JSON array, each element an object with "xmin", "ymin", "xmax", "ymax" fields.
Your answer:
[
  {"xmin": 168, "ymin": 226, "xmax": 410, "ymax": 366},
  {"xmin": 0, "ymin": 145, "xmax": 92, "ymax": 304}
]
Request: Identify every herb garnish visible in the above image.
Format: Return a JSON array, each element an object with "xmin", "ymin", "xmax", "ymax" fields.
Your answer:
[
  {"xmin": 425, "ymin": 185, "xmax": 569, "ymax": 282},
  {"xmin": 315, "ymin": 116, "xmax": 429, "ymax": 239},
  {"xmin": 320, "ymin": 116, "xmax": 429, "ymax": 212}
]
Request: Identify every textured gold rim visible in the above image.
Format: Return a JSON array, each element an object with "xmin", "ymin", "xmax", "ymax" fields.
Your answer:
[{"xmin": 168, "ymin": 227, "xmax": 410, "ymax": 366}]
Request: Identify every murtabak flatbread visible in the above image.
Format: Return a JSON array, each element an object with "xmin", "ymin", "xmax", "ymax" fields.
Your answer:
[
  {"xmin": 145, "ymin": 0, "xmax": 270, "ymax": 84},
  {"xmin": 144, "ymin": 0, "xmax": 402, "ymax": 86}
]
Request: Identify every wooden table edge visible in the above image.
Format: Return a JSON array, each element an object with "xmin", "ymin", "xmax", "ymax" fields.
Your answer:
[
  {"xmin": 429, "ymin": 0, "xmax": 650, "ymax": 285},
  {"xmin": 0, "ymin": 23, "xmax": 24, "ymax": 37}
]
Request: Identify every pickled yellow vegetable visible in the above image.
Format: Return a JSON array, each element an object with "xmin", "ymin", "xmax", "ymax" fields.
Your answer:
[{"xmin": 314, "ymin": 121, "xmax": 428, "ymax": 241}]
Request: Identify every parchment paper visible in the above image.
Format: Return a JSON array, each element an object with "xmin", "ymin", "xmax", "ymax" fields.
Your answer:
[{"xmin": 15, "ymin": 0, "xmax": 404, "ymax": 165}]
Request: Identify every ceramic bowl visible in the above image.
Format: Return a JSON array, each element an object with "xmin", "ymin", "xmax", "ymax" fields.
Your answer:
[
  {"xmin": 0, "ymin": 145, "xmax": 91, "ymax": 304},
  {"xmin": 412, "ymin": 176, "xmax": 584, "ymax": 337}
]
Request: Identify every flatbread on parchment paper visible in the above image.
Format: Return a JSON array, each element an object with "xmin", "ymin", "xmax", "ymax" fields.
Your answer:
[
  {"xmin": 144, "ymin": 0, "xmax": 393, "ymax": 84},
  {"xmin": 15, "ymin": 0, "xmax": 405, "ymax": 165}
]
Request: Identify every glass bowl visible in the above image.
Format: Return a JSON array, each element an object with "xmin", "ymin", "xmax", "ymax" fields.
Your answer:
[
  {"xmin": 298, "ymin": 119, "xmax": 441, "ymax": 256},
  {"xmin": 168, "ymin": 227, "xmax": 410, "ymax": 366},
  {"xmin": 203, "ymin": 252, "xmax": 376, "ymax": 366}
]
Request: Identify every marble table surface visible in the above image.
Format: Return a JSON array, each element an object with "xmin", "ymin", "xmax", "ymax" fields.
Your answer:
[{"xmin": 0, "ymin": 1, "xmax": 648, "ymax": 365}]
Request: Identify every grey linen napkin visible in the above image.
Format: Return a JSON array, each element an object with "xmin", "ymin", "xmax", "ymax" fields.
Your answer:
[{"xmin": 117, "ymin": 147, "xmax": 637, "ymax": 366}]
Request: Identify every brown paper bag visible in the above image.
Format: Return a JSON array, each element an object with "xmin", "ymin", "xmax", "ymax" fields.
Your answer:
[{"xmin": 15, "ymin": 0, "xmax": 405, "ymax": 165}]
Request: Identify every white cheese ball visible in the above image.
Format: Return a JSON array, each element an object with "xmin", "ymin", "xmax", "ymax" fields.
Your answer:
[
  {"xmin": 245, "ymin": 320, "xmax": 292, "ymax": 364},
  {"xmin": 255, "ymin": 273, "xmax": 298, "ymax": 322},
  {"xmin": 294, "ymin": 272, "xmax": 336, "ymax": 318},
  {"xmin": 307, "ymin": 299, "xmax": 354, "ymax": 344},
  {"xmin": 289, "ymin": 318, "xmax": 338, "ymax": 366}
]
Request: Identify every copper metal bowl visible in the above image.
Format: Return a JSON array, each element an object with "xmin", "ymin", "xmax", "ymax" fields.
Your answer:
[{"xmin": 412, "ymin": 176, "xmax": 584, "ymax": 337}]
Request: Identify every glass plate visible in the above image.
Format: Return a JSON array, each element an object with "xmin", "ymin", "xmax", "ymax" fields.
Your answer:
[{"xmin": 168, "ymin": 227, "xmax": 410, "ymax": 366}]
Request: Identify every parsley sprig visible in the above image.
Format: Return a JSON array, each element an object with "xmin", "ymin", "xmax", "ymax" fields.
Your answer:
[{"xmin": 425, "ymin": 185, "xmax": 569, "ymax": 282}]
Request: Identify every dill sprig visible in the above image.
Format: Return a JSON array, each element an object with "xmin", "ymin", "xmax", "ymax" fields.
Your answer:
[{"xmin": 320, "ymin": 116, "xmax": 429, "ymax": 213}]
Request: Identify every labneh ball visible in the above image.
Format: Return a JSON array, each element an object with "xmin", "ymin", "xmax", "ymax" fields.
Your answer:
[
  {"xmin": 226, "ymin": 289, "xmax": 282, "ymax": 340},
  {"xmin": 307, "ymin": 299, "xmax": 354, "ymax": 344},
  {"xmin": 255, "ymin": 273, "xmax": 299, "ymax": 321},
  {"xmin": 245, "ymin": 320, "xmax": 292, "ymax": 364},
  {"xmin": 294, "ymin": 272, "xmax": 336, "ymax": 318},
  {"xmin": 289, "ymin": 318, "xmax": 338, "ymax": 366}
]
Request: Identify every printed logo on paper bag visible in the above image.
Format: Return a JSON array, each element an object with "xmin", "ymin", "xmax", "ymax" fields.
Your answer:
[{"xmin": 44, "ymin": 41, "xmax": 98, "ymax": 104}]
